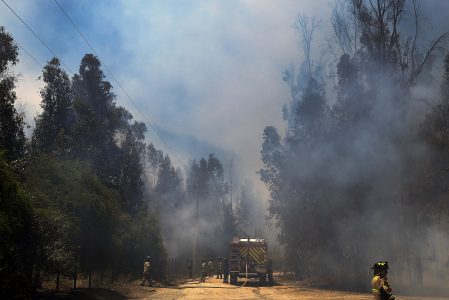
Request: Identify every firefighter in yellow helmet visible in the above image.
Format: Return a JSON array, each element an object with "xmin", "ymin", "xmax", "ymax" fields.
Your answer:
[{"xmin": 371, "ymin": 261, "xmax": 395, "ymax": 300}]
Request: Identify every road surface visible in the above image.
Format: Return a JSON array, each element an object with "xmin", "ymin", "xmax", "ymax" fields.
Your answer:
[{"xmin": 114, "ymin": 277, "xmax": 449, "ymax": 300}]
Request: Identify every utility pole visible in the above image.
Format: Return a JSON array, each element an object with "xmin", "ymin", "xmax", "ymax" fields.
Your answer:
[
  {"xmin": 229, "ymin": 157, "xmax": 233, "ymax": 210},
  {"xmin": 191, "ymin": 186, "xmax": 201, "ymax": 277}
]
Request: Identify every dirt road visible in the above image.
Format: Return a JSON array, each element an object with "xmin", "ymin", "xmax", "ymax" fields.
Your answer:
[{"xmin": 119, "ymin": 277, "xmax": 449, "ymax": 300}]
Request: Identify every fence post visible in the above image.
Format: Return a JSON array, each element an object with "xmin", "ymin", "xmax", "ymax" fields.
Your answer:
[
  {"xmin": 73, "ymin": 266, "xmax": 77, "ymax": 289},
  {"xmin": 88, "ymin": 270, "xmax": 92, "ymax": 288},
  {"xmin": 56, "ymin": 267, "xmax": 60, "ymax": 293},
  {"xmin": 167, "ymin": 258, "xmax": 169, "ymax": 278},
  {"xmin": 174, "ymin": 258, "xmax": 177, "ymax": 277}
]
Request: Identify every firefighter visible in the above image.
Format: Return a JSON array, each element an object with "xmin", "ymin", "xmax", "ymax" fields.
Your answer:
[
  {"xmin": 201, "ymin": 258, "xmax": 207, "ymax": 282},
  {"xmin": 223, "ymin": 257, "xmax": 229, "ymax": 283},
  {"xmin": 267, "ymin": 258, "xmax": 273, "ymax": 284},
  {"xmin": 188, "ymin": 260, "xmax": 193, "ymax": 279},
  {"xmin": 140, "ymin": 256, "xmax": 152, "ymax": 287},
  {"xmin": 216, "ymin": 257, "xmax": 223, "ymax": 279},
  {"xmin": 371, "ymin": 261, "xmax": 395, "ymax": 300},
  {"xmin": 207, "ymin": 258, "xmax": 214, "ymax": 278}
]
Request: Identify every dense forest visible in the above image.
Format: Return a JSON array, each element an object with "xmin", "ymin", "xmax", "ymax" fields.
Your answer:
[
  {"xmin": 259, "ymin": 0, "xmax": 449, "ymax": 290},
  {"xmin": 0, "ymin": 25, "xmax": 167, "ymax": 297},
  {"xmin": 0, "ymin": 24, "xmax": 260, "ymax": 297}
]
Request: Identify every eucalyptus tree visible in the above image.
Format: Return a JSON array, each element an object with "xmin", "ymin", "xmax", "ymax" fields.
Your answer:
[
  {"xmin": 0, "ymin": 27, "xmax": 25, "ymax": 161},
  {"xmin": 32, "ymin": 58, "xmax": 74, "ymax": 155}
]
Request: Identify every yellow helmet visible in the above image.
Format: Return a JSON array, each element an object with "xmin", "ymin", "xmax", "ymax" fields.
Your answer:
[{"xmin": 371, "ymin": 261, "xmax": 389, "ymax": 274}]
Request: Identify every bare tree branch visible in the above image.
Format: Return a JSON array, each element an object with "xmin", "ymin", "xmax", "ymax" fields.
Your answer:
[
  {"xmin": 294, "ymin": 14, "xmax": 321, "ymax": 76},
  {"xmin": 407, "ymin": 33, "xmax": 449, "ymax": 86}
]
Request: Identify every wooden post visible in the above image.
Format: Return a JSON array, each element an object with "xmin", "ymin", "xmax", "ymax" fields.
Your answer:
[
  {"xmin": 174, "ymin": 258, "xmax": 177, "ymax": 276},
  {"xmin": 56, "ymin": 268, "xmax": 60, "ymax": 293},
  {"xmin": 88, "ymin": 270, "xmax": 92, "ymax": 288},
  {"xmin": 34, "ymin": 265, "xmax": 40, "ymax": 291},
  {"xmin": 73, "ymin": 266, "xmax": 77, "ymax": 289},
  {"xmin": 100, "ymin": 271, "xmax": 104, "ymax": 286},
  {"xmin": 167, "ymin": 258, "xmax": 170, "ymax": 279}
]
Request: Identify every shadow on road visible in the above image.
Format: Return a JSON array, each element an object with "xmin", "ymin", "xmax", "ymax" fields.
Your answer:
[
  {"xmin": 232, "ymin": 281, "xmax": 281, "ymax": 288},
  {"xmin": 34, "ymin": 288, "xmax": 128, "ymax": 300}
]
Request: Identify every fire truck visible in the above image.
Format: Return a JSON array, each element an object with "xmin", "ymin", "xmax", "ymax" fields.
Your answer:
[{"xmin": 229, "ymin": 237, "xmax": 273, "ymax": 285}]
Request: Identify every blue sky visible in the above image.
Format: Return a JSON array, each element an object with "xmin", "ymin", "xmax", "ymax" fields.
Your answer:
[{"xmin": 2, "ymin": 0, "xmax": 448, "ymax": 198}]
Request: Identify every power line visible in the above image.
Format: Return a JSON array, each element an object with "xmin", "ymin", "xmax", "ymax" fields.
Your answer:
[
  {"xmin": 53, "ymin": 0, "xmax": 187, "ymax": 171},
  {"xmin": 1, "ymin": 0, "xmax": 74, "ymax": 75},
  {"xmin": 2, "ymin": 0, "xmax": 188, "ymax": 172},
  {"xmin": 52, "ymin": 0, "xmax": 96, "ymax": 56},
  {"xmin": 16, "ymin": 40, "xmax": 43, "ymax": 68}
]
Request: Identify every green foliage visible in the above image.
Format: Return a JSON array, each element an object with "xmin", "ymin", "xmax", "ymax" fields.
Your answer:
[
  {"xmin": 259, "ymin": 126, "xmax": 283, "ymax": 198},
  {"xmin": 32, "ymin": 57, "xmax": 74, "ymax": 155},
  {"xmin": 294, "ymin": 78, "xmax": 327, "ymax": 142},
  {"xmin": 0, "ymin": 29, "xmax": 169, "ymax": 296},
  {"xmin": 33, "ymin": 208, "xmax": 76, "ymax": 273},
  {"xmin": 146, "ymin": 143, "xmax": 183, "ymax": 212},
  {"xmin": 25, "ymin": 155, "xmax": 121, "ymax": 273},
  {"xmin": 24, "ymin": 154, "xmax": 167, "ymax": 278},
  {"xmin": 118, "ymin": 121, "xmax": 147, "ymax": 213},
  {"xmin": 0, "ymin": 27, "xmax": 25, "ymax": 161},
  {"xmin": 0, "ymin": 26, "xmax": 18, "ymax": 73},
  {"xmin": 155, "ymin": 155, "xmax": 182, "ymax": 195},
  {"xmin": 72, "ymin": 54, "xmax": 125, "ymax": 184},
  {"xmin": 116, "ymin": 213, "xmax": 166, "ymax": 279},
  {"xmin": 333, "ymin": 53, "xmax": 370, "ymax": 127},
  {"xmin": 188, "ymin": 154, "xmax": 227, "ymax": 198},
  {"xmin": 0, "ymin": 151, "xmax": 33, "ymax": 297}
]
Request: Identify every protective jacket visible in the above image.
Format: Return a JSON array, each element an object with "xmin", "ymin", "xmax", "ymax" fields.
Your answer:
[
  {"xmin": 143, "ymin": 261, "xmax": 151, "ymax": 275},
  {"xmin": 371, "ymin": 275, "xmax": 394, "ymax": 300}
]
